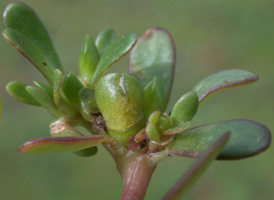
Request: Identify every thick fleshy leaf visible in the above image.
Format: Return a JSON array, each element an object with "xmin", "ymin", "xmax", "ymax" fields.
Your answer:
[
  {"xmin": 79, "ymin": 88, "xmax": 99, "ymax": 115},
  {"xmin": 3, "ymin": 28, "xmax": 54, "ymax": 83},
  {"xmin": 78, "ymin": 35, "xmax": 100, "ymax": 84},
  {"xmin": 193, "ymin": 69, "xmax": 258, "ymax": 103},
  {"xmin": 33, "ymin": 81, "xmax": 53, "ymax": 96},
  {"xmin": 162, "ymin": 132, "xmax": 231, "ymax": 200},
  {"xmin": 3, "ymin": 3, "xmax": 62, "ymax": 75},
  {"xmin": 129, "ymin": 27, "xmax": 175, "ymax": 103},
  {"xmin": 50, "ymin": 119, "xmax": 97, "ymax": 157},
  {"xmin": 62, "ymin": 72, "xmax": 83, "ymax": 108},
  {"xmin": 6, "ymin": 81, "xmax": 41, "ymax": 106},
  {"xmin": 95, "ymin": 28, "xmax": 116, "ymax": 56},
  {"xmin": 144, "ymin": 77, "xmax": 166, "ymax": 119},
  {"xmin": 170, "ymin": 91, "xmax": 199, "ymax": 127},
  {"xmin": 53, "ymin": 69, "xmax": 63, "ymax": 105},
  {"xmin": 26, "ymin": 86, "xmax": 61, "ymax": 117},
  {"xmin": 91, "ymin": 32, "xmax": 137, "ymax": 86},
  {"xmin": 167, "ymin": 119, "xmax": 272, "ymax": 160},
  {"xmin": 18, "ymin": 135, "xmax": 106, "ymax": 154}
]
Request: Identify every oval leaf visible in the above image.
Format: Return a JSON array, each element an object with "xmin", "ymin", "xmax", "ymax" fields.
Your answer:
[
  {"xmin": 18, "ymin": 135, "xmax": 106, "ymax": 154},
  {"xmin": 162, "ymin": 132, "xmax": 231, "ymax": 200},
  {"xmin": 91, "ymin": 32, "xmax": 137, "ymax": 86},
  {"xmin": 3, "ymin": 3, "xmax": 62, "ymax": 74},
  {"xmin": 3, "ymin": 28, "xmax": 54, "ymax": 83},
  {"xmin": 193, "ymin": 69, "xmax": 258, "ymax": 103},
  {"xmin": 129, "ymin": 27, "xmax": 176, "ymax": 103},
  {"xmin": 6, "ymin": 81, "xmax": 41, "ymax": 106},
  {"xmin": 170, "ymin": 91, "xmax": 199, "ymax": 127},
  {"xmin": 95, "ymin": 28, "xmax": 116, "ymax": 56},
  {"xmin": 33, "ymin": 81, "xmax": 53, "ymax": 96},
  {"xmin": 144, "ymin": 77, "xmax": 166, "ymax": 119},
  {"xmin": 78, "ymin": 35, "xmax": 100, "ymax": 84},
  {"xmin": 167, "ymin": 119, "xmax": 271, "ymax": 160},
  {"xmin": 62, "ymin": 72, "xmax": 84, "ymax": 108}
]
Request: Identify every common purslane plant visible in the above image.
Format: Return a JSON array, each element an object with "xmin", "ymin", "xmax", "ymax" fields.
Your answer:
[{"xmin": 2, "ymin": 3, "xmax": 272, "ymax": 200}]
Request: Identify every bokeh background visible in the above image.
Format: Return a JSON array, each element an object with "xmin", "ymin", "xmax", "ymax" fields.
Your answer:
[{"xmin": 0, "ymin": 0, "xmax": 273, "ymax": 199}]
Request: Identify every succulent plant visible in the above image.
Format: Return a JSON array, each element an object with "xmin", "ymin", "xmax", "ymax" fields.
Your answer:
[{"xmin": 2, "ymin": 2, "xmax": 272, "ymax": 200}]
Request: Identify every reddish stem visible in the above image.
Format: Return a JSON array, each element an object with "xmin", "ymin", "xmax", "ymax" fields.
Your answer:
[{"xmin": 117, "ymin": 151, "xmax": 156, "ymax": 200}]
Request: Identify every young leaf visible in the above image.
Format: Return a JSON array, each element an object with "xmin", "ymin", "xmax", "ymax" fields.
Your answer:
[
  {"xmin": 3, "ymin": 28, "xmax": 54, "ymax": 83},
  {"xmin": 162, "ymin": 132, "xmax": 231, "ymax": 200},
  {"xmin": 129, "ymin": 27, "xmax": 176, "ymax": 103},
  {"xmin": 95, "ymin": 28, "xmax": 116, "ymax": 56},
  {"xmin": 91, "ymin": 32, "xmax": 137, "ymax": 86},
  {"xmin": 26, "ymin": 86, "xmax": 61, "ymax": 117},
  {"xmin": 79, "ymin": 35, "xmax": 100, "ymax": 84},
  {"xmin": 53, "ymin": 69, "xmax": 63, "ymax": 105},
  {"xmin": 33, "ymin": 81, "xmax": 53, "ymax": 96},
  {"xmin": 79, "ymin": 88, "xmax": 99, "ymax": 114},
  {"xmin": 62, "ymin": 71, "xmax": 84, "ymax": 108},
  {"xmin": 6, "ymin": 81, "xmax": 41, "ymax": 106},
  {"xmin": 170, "ymin": 91, "xmax": 199, "ymax": 127},
  {"xmin": 193, "ymin": 69, "xmax": 258, "ymax": 103},
  {"xmin": 144, "ymin": 77, "xmax": 166, "ymax": 119},
  {"xmin": 3, "ymin": 3, "xmax": 62, "ymax": 73},
  {"xmin": 18, "ymin": 135, "xmax": 106, "ymax": 154},
  {"xmin": 167, "ymin": 119, "xmax": 272, "ymax": 160}
]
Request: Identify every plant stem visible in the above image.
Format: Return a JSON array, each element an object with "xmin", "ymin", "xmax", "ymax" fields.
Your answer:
[{"xmin": 117, "ymin": 151, "xmax": 156, "ymax": 200}]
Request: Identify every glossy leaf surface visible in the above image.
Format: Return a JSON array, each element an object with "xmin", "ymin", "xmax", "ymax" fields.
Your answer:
[
  {"xmin": 3, "ymin": 3, "xmax": 62, "ymax": 73},
  {"xmin": 79, "ymin": 88, "xmax": 99, "ymax": 114},
  {"xmin": 79, "ymin": 35, "xmax": 99, "ymax": 84},
  {"xmin": 3, "ymin": 28, "xmax": 54, "ymax": 83},
  {"xmin": 91, "ymin": 32, "xmax": 137, "ymax": 86},
  {"xmin": 129, "ymin": 27, "xmax": 175, "ymax": 102},
  {"xmin": 170, "ymin": 91, "xmax": 199, "ymax": 127},
  {"xmin": 53, "ymin": 69, "xmax": 63, "ymax": 105},
  {"xmin": 62, "ymin": 72, "xmax": 83, "ymax": 108},
  {"xmin": 6, "ymin": 81, "xmax": 41, "ymax": 106},
  {"xmin": 18, "ymin": 135, "xmax": 106, "ymax": 154},
  {"xmin": 144, "ymin": 77, "xmax": 166, "ymax": 119},
  {"xmin": 95, "ymin": 28, "xmax": 116, "ymax": 56},
  {"xmin": 167, "ymin": 120, "xmax": 271, "ymax": 160},
  {"xmin": 162, "ymin": 132, "xmax": 231, "ymax": 200},
  {"xmin": 193, "ymin": 69, "xmax": 258, "ymax": 103}
]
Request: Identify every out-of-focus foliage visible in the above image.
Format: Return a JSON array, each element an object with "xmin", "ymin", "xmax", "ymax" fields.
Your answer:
[{"xmin": 0, "ymin": 0, "xmax": 273, "ymax": 200}]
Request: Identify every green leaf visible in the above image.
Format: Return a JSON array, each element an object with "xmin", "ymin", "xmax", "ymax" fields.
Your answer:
[
  {"xmin": 79, "ymin": 88, "xmax": 99, "ymax": 114},
  {"xmin": 170, "ymin": 91, "xmax": 199, "ymax": 127},
  {"xmin": 95, "ymin": 28, "xmax": 116, "ymax": 56},
  {"xmin": 50, "ymin": 119, "xmax": 98, "ymax": 157},
  {"xmin": 78, "ymin": 35, "xmax": 100, "ymax": 84},
  {"xmin": 144, "ymin": 77, "xmax": 166, "ymax": 119},
  {"xmin": 91, "ymin": 32, "xmax": 137, "ymax": 86},
  {"xmin": 3, "ymin": 28, "xmax": 54, "ymax": 83},
  {"xmin": 193, "ymin": 69, "xmax": 258, "ymax": 103},
  {"xmin": 163, "ymin": 121, "xmax": 191, "ymax": 136},
  {"xmin": 6, "ymin": 81, "xmax": 41, "ymax": 106},
  {"xmin": 26, "ymin": 86, "xmax": 61, "ymax": 117},
  {"xmin": 18, "ymin": 135, "xmax": 106, "ymax": 154},
  {"xmin": 62, "ymin": 71, "xmax": 84, "ymax": 108},
  {"xmin": 3, "ymin": 3, "xmax": 62, "ymax": 76},
  {"xmin": 129, "ymin": 27, "xmax": 175, "ymax": 103},
  {"xmin": 162, "ymin": 132, "xmax": 231, "ymax": 200},
  {"xmin": 53, "ymin": 69, "xmax": 63, "ymax": 105},
  {"xmin": 167, "ymin": 119, "xmax": 271, "ymax": 160},
  {"xmin": 33, "ymin": 81, "xmax": 53, "ymax": 96}
]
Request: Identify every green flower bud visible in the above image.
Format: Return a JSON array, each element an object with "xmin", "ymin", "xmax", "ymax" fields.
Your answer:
[{"xmin": 95, "ymin": 73, "xmax": 145, "ymax": 146}]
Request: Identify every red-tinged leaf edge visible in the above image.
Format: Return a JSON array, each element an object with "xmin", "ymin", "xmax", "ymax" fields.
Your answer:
[
  {"xmin": 18, "ymin": 135, "xmax": 106, "ymax": 154},
  {"xmin": 129, "ymin": 27, "xmax": 176, "ymax": 103}
]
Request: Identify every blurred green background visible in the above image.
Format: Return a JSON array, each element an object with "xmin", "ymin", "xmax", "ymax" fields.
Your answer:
[{"xmin": 0, "ymin": 0, "xmax": 273, "ymax": 199}]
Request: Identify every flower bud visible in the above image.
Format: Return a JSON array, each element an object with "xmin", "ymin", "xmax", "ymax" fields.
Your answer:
[{"xmin": 95, "ymin": 73, "xmax": 145, "ymax": 145}]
